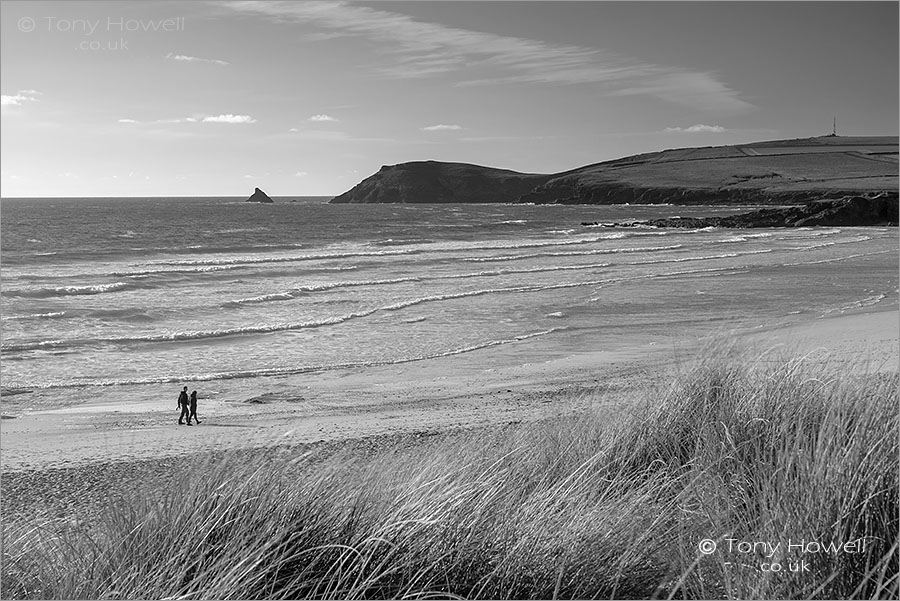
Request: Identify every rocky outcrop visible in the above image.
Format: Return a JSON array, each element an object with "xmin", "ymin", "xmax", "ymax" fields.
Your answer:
[
  {"xmin": 246, "ymin": 187, "xmax": 274, "ymax": 203},
  {"xmin": 583, "ymin": 193, "xmax": 899, "ymax": 229},
  {"xmin": 330, "ymin": 136, "xmax": 898, "ymax": 205}
]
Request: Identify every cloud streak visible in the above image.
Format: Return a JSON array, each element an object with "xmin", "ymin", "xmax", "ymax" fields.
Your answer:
[
  {"xmin": 663, "ymin": 124, "xmax": 727, "ymax": 133},
  {"xmin": 1, "ymin": 89, "xmax": 41, "ymax": 106},
  {"xmin": 309, "ymin": 114, "xmax": 339, "ymax": 122},
  {"xmin": 284, "ymin": 128, "xmax": 396, "ymax": 142},
  {"xmin": 221, "ymin": 1, "xmax": 753, "ymax": 112},
  {"xmin": 202, "ymin": 114, "xmax": 256, "ymax": 124},
  {"xmin": 165, "ymin": 53, "xmax": 230, "ymax": 66},
  {"xmin": 116, "ymin": 114, "xmax": 256, "ymax": 125},
  {"xmin": 422, "ymin": 124, "xmax": 462, "ymax": 131}
]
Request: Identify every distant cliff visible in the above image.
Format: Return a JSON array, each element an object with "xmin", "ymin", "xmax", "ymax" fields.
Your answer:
[
  {"xmin": 330, "ymin": 136, "xmax": 898, "ymax": 205},
  {"xmin": 330, "ymin": 161, "xmax": 550, "ymax": 204}
]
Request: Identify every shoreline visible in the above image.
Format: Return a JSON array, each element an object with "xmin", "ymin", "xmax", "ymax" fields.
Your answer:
[{"xmin": 1, "ymin": 305, "xmax": 896, "ymax": 475}]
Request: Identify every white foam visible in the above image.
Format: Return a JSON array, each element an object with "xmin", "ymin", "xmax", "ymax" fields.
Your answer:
[{"xmin": 19, "ymin": 328, "xmax": 565, "ymax": 389}]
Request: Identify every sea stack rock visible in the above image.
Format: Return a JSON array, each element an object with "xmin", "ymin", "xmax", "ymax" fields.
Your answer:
[{"xmin": 246, "ymin": 187, "xmax": 274, "ymax": 203}]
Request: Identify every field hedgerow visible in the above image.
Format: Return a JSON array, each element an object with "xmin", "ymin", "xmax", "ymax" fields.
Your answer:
[{"xmin": 2, "ymin": 346, "xmax": 897, "ymax": 600}]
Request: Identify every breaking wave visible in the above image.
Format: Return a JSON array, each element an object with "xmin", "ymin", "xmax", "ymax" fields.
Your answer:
[
  {"xmin": 13, "ymin": 328, "xmax": 566, "ymax": 389},
  {"xmin": 3, "ymin": 282, "xmax": 135, "ymax": 298}
]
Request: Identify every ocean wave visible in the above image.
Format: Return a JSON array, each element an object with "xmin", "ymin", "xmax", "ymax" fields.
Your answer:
[
  {"xmin": 442, "ymin": 262, "xmax": 611, "ymax": 280},
  {"xmin": 0, "ymin": 311, "xmax": 67, "ymax": 321},
  {"xmin": 212, "ymin": 227, "xmax": 269, "ymax": 234},
  {"xmin": 85, "ymin": 308, "xmax": 157, "ymax": 322},
  {"xmin": 462, "ymin": 244, "xmax": 682, "ymax": 262},
  {"xmin": 3, "ymin": 281, "xmax": 135, "ymax": 298},
  {"xmin": 110, "ymin": 262, "xmax": 360, "ymax": 279},
  {"xmin": 15, "ymin": 328, "xmax": 566, "ymax": 390},
  {"xmin": 156, "ymin": 248, "xmax": 418, "ymax": 268},
  {"xmin": 799, "ymin": 235, "xmax": 872, "ymax": 250},
  {"xmin": 222, "ymin": 292, "xmax": 298, "ymax": 307},
  {"xmin": 374, "ymin": 238, "xmax": 434, "ymax": 247},
  {"xmin": 626, "ymin": 249, "xmax": 773, "ymax": 266},
  {"xmin": 784, "ymin": 228, "xmax": 842, "ymax": 239},
  {"xmin": 586, "ymin": 265, "xmax": 762, "ymax": 301},
  {"xmin": 1, "ymin": 339, "xmax": 68, "ymax": 352},
  {"xmin": 780, "ymin": 249, "xmax": 896, "ymax": 266},
  {"xmin": 715, "ymin": 233, "xmax": 775, "ymax": 243},
  {"xmin": 113, "ymin": 265, "xmax": 240, "ymax": 277},
  {"xmin": 824, "ymin": 293, "xmax": 889, "ymax": 315},
  {"xmin": 223, "ymin": 276, "xmax": 424, "ymax": 307},
  {"xmin": 1, "ymin": 257, "xmax": 784, "ymax": 354},
  {"xmin": 147, "ymin": 234, "xmax": 640, "ymax": 270},
  {"xmin": 4, "ymin": 279, "xmax": 588, "ymax": 352},
  {"xmin": 0, "ymin": 313, "xmax": 373, "ymax": 353},
  {"xmin": 221, "ymin": 264, "xmax": 612, "ymax": 308}
]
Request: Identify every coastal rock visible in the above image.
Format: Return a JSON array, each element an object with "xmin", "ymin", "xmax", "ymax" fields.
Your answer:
[
  {"xmin": 246, "ymin": 187, "xmax": 274, "ymax": 203},
  {"xmin": 330, "ymin": 136, "xmax": 898, "ymax": 205},
  {"xmin": 583, "ymin": 193, "xmax": 899, "ymax": 229}
]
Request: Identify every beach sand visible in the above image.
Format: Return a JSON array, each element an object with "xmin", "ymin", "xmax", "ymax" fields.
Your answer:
[{"xmin": 1, "ymin": 307, "xmax": 896, "ymax": 520}]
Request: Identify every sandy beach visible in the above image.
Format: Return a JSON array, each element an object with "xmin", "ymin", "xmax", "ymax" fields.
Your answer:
[
  {"xmin": 2, "ymin": 307, "xmax": 896, "ymax": 471},
  {"xmin": 2, "ymin": 306, "xmax": 896, "ymax": 524}
]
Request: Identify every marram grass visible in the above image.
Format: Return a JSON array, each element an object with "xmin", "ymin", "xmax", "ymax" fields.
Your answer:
[{"xmin": 2, "ymin": 347, "xmax": 897, "ymax": 600}]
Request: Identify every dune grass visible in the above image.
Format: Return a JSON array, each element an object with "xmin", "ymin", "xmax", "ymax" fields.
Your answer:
[{"xmin": 2, "ymin": 346, "xmax": 897, "ymax": 600}]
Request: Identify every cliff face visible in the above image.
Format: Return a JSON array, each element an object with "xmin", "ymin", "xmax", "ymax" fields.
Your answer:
[
  {"xmin": 330, "ymin": 161, "xmax": 550, "ymax": 204},
  {"xmin": 330, "ymin": 136, "xmax": 898, "ymax": 205}
]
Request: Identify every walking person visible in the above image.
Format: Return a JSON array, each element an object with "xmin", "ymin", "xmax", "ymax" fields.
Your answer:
[
  {"xmin": 189, "ymin": 390, "xmax": 201, "ymax": 425},
  {"xmin": 177, "ymin": 386, "xmax": 191, "ymax": 425}
]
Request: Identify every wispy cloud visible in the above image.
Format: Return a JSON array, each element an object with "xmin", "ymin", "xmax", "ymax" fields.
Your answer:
[
  {"xmin": 115, "ymin": 114, "xmax": 255, "ymax": 125},
  {"xmin": 663, "ymin": 124, "xmax": 727, "ymax": 133},
  {"xmin": 460, "ymin": 134, "xmax": 555, "ymax": 143},
  {"xmin": 159, "ymin": 117, "xmax": 198, "ymax": 124},
  {"xmin": 202, "ymin": 114, "xmax": 256, "ymax": 124},
  {"xmin": 165, "ymin": 52, "xmax": 230, "ymax": 66},
  {"xmin": 221, "ymin": 1, "xmax": 753, "ymax": 112},
  {"xmin": 294, "ymin": 171, "xmax": 309, "ymax": 177},
  {"xmin": 284, "ymin": 128, "xmax": 398, "ymax": 143},
  {"xmin": 309, "ymin": 114, "xmax": 339, "ymax": 122},
  {"xmin": 422, "ymin": 124, "xmax": 462, "ymax": 131},
  {"xmin": 1, "ymin": 89, "xmax": 41, "ymax": 106}
]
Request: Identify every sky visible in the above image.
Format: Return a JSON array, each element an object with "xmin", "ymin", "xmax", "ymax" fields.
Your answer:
[{"xmin": 1, "ymin": 0, "xmax": 897, "ymax": 197}]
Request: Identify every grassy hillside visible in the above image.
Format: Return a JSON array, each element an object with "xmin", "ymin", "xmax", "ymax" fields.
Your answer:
[{"xmin": 331, "ymin": 136, "xmax": 898, "ymax": 204}]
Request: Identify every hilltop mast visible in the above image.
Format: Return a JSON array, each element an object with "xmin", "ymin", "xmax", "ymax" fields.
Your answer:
[{"xmin": 832, "ymin": 117, "xmax": 837, "ymax": 137}]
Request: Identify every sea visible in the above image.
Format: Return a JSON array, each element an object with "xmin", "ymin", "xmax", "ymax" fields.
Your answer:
[{"xmin": 1, "ymin": 196, "xmax": 897, "ymax": 408}]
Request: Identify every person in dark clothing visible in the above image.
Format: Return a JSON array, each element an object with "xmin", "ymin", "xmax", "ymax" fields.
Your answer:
[
  {"xmin": 189, "ymin": 390, "xmax": 200, "ymax": 424},
  {"xmin": 177, "ymin": 386, "xmax": 191, "ymax": 425}
]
